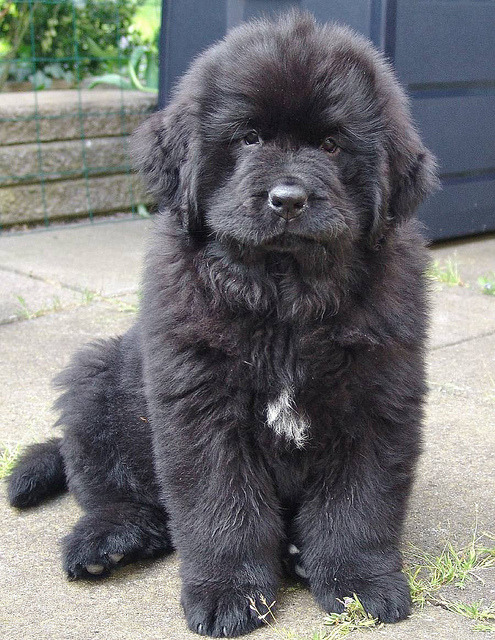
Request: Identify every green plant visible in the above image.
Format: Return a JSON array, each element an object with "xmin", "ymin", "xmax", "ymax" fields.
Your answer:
[
  {"xmin": 436, "ymin": 598, "xmax": 495, "ymax": 623},
  {"xmin": 0, "ymin": 443, "xmax": 22, "ymax": 479},
  {"xmin": 323, "ymin": 596, "xmax": 381, "ymax": 639},
  {"xmin": 0, "ymin": 0, "xmax": 154, "ymax": 90},
  {"xmin": 15, "ymin": 294, "xmax": 62, "ymax": 319},
  {"xmin": 88, "ymin": 42, "xmax": 158, "ymax": 92},
  {"xmin": 478, "ymin": 273, "xmax": 495, "ymax": 296},
  {"xmin": 405, "ymin": 535, "xmax": 495, "ymax": 606},
  {"xmin": 80, "ymin": 288, "xmax": 99, "ymax": 305},
  {"xmin": 403, "ymin": 531, "xmax": 495, "ymax": 633},
  {"xmin": 0, "ymin": 1, "xmax": 31, "ymax": 89},
  {"xmin": 427, "ymin": 257, "xmax": 464, "ymax": 286},
  {"xmin": 474, "ymin": 622, "xmax": 495, "ymax": 633}
]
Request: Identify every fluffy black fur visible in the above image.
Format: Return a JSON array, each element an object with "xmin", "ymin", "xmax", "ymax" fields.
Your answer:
[{"xmin": 8, "ymin": 13, "xmax": 438, "ymax": 638}]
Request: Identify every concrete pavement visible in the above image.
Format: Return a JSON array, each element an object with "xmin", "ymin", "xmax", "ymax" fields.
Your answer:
[{"xmin": 1, "ymin": 219, "xmax": 494, "ymax": 639}]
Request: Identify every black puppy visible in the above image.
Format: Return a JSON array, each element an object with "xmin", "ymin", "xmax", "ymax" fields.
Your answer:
[{"xmin": 8, "ymin": 12, "xmax": 437, "ymax": 638}]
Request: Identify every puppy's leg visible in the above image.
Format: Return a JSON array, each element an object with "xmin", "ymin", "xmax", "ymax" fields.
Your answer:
[
  {"xmin": 150, "ymin": 387, "xmax": 283, "ymax": 638},
  {"xmin": 63, "ymin": 499, "xmax": 172, "ymax": 579},
  {"xmin": 55, "ymin": 333, "xmax": 173, "ymax": 579},
  {"xmin": 296, "ymin": 421, "xmax": 420, "ymax": 623}
]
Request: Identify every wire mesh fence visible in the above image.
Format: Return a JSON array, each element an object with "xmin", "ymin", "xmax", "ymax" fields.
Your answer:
[{"xmin": 0, "ymin": 0, "xmax": 161, "ymax": 231}]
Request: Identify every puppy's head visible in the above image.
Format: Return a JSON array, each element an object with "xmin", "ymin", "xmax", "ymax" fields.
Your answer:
[{"xmin": 134, "ymin": 12, "xmax": 438, "ymax": 251}]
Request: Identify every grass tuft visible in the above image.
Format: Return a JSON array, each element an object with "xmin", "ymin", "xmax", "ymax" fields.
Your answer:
[
  {"xmin": 478, "ymin": 273, "xmax": 495, "ymax": 296},
  {"xmin": 427, "ymin": 257, "xmax": 464, "ymax": 286},
  {"xmin": 16, "ymin": 294, "xmax": 62, "ymax": 320},
  {"xmin": 474, "ymin": 622, "xmax": 495, "ymax": 633},
  {"xmin": 0, "ymin": 443, "xmax": 22, "ymax": 479},
  {"xmin": 247, "ymin": 594, "xmax": 297, "ymax": 638},
  {"xmin": 435, "ymin": 598, "xmax": 495, "ymax": 622},
  {"xmin": 405, "ymin": 535, "xmax": 495, "ymax": 605},
  {"xmin": 404, "ymin": 530, "xmax": 495, "ymax": 633},
  {"xmin": 323, "ymin": 596, "xmax": 381, "ymax": 638}
]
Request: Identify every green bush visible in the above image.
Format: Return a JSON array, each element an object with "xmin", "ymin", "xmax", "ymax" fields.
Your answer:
[{"xmin": 0, "ymin": 0, "xmax": 158, "ymax": 90}]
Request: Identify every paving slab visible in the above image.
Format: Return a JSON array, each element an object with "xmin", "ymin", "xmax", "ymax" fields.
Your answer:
[
  {"xmin": 0, "ymin": 301, "xmax": 136, "ymax": 444},
  {"xmin": 428, "ymin": 333, "xmax": 495, "ymax": 402},
  {"xmin": 431, "ymin": 232, "xmax": 495, "ymax": 288},
  {"xmin": 1, "ymin": 228, "xmax": 495, "ymax": 639},
  {"xmin": 407, "ymin": 388, "xmax": 495, "ymax": 553},
  {"xmin": 428, "ymin": 285, "xmax": 495, "ymax": 349},
  {"xmin": 0, "ymin": 218, "xmax": 150, "ymax": 295},
  {"xmin": 0, "ymin": 269, "xmax": 82, "ymax": 324}
]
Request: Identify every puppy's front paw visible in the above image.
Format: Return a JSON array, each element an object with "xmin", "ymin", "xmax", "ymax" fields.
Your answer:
[
  {"xmin": 312, "ymin": 571, "xmax": 411, "ymax": 623},
  {"xmin": 182, "ymin": 582, "xmax": 275, "ymax": 637},
  {"xmin": 356, "ymin": 571, "xmax": 411, "ymax": 623}
]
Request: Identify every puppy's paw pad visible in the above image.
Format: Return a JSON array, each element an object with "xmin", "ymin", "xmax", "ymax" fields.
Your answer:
[
  {"xmin": 85, "ymin": 564, "xmax": 105, "ymax": 575},
  {"xmin": 294, "ymin": 564, "xmax": 308, "ymax": 578},
  {"xmin": 63, "ymin": 531, "xmax": 130, "ymax": 580},
  {"xmin": 109, "ymin": 553, "xmax": 125, "ymax": 564}
]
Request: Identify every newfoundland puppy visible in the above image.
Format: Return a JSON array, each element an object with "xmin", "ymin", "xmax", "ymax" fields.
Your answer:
[{"xmin": 8, "ymin": 12, "xmax": 437, "ymax": 638}]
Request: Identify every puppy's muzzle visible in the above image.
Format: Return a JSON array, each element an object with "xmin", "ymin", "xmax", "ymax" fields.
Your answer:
[{"xmin": 268, "ymin": 184, "xmax": 308, "ymax": 221}]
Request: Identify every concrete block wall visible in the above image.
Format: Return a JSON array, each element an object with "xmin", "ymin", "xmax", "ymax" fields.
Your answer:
[{"xmin": 0, "ymin": 89, "xmax": 156, "ymax": 227}]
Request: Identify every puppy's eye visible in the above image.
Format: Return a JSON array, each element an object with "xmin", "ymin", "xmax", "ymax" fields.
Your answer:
[
  {"xmin": 244, "ymin": 130, "xmax": 260, "ymax": 145},
  {"xmin": 321, "ymin": 137, "xmax": 340, "ymax": 154}
]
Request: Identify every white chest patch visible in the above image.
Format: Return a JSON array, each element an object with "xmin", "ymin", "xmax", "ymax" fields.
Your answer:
[{"xmin": 266, "ymin": 388, "xmax": 309, "ymax": 448}]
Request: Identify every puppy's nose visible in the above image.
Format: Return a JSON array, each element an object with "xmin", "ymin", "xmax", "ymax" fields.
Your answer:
[{"xmin": 268, "ymin": 184, "xmax": 308, "ymax": 220}]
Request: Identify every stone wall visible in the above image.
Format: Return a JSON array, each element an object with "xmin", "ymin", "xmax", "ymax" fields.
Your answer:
[{"xmin": 0, "ymin": 89, "xmax": 156, "ymax": 227}]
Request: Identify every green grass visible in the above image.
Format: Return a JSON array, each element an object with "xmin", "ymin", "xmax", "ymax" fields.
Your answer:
[
  {"xmin": 323, "ymin": 596, "xmax": 382, "ymax": 639},
  {"xmin": 247, "ymin": 594, "xmax": 302, "ymax": 639},
  {"xmin": 248, "ymin": 591, "xmax": 382, "ymax": 639},
  {"xmin": 405, "ymin": 535, "xmax": 495, "ymax": 605},
  {"xmin": 404, "ymin": 532, "xmax": 495, "ymax": 633},
  {"xmin": 427, "ymin": 257, "xmax": 464, "ymax": 286},
  {"xmin": 245, "ymin": 532, "xmax": 495, "ymax": 638},
  {"xmin": 478, "ymin": 273, "xmax": 495, "ymax": 296},
  {"xmin": 16, "ymin": 294, "xmax": 62, "ymax": 320},
  {"xmin": 80, "ymin": 288, "xmax": 99, "ymax": 305},
  {"xmin": 436, "ymin": 598, "xmax": 495, "ymax": 622},
  {"xmin": 0, "ymin": 443, "xmax": 22, "ymax": 479},
  {"xmin": 108, "ymin": 297, "xmax": 139, "ymax": 313},
  {"xmin": 13, "ymin": 289, "xmax": 138, "ymax": 321}
]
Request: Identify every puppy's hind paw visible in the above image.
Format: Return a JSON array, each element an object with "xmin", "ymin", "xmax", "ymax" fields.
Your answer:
[
  {"xmin": 63, "ymin": 523, "xmax": 134, "ymax": 580},
  {"xmin": 83, "ymin": 554, "xmax": 125, "ymax": 577},
  {"xmin": 62, "ymin": 505, "xmax": 172, "ymax": 580}
]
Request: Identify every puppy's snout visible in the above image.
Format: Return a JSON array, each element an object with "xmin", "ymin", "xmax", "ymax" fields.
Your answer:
[{"xmin": 268, "ymin": 184, "xmax": 308, "ymax": 220}]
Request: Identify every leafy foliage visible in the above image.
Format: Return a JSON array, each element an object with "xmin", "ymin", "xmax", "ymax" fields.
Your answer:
[{"xmin": 0, "ymin": 0, "xmax": 159, "ymax": 90}]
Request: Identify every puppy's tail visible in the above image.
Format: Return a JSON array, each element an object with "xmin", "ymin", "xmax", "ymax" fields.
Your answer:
[{"xmin": 7, "ymin": 437, "xmax": 67, "ymax": 508}]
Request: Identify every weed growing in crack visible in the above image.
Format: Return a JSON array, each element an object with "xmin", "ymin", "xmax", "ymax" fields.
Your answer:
[
  {"xmin": 15, "ymin": 294, "xmax": 62, "ymax": 320},
  {"xmin": 427, "ymin": 257, "xmax": 464, "ymax": 286},
  {"xmin": 404, "ymin": 530, "xmax": 495, "ymax": 633},
  {"xmin": 478, "ymin": 273, "xmax": 495, "ymax": 296},
  {"xmin": 323, "ymin": 596, "xmax": 381, "ymax": 638}
]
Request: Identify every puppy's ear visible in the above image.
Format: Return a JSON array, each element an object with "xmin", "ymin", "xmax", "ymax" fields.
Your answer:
[
  {"xmin": 371, "ymin": 129, "xmax": 438, "ymax": 247},
  {"xmin": 132, "ymin": 105, "xmax": 203, "ymax": 234},
  {"xmin": 388, "ymin": 136, "xmax": 439, "ymax": 222}
]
